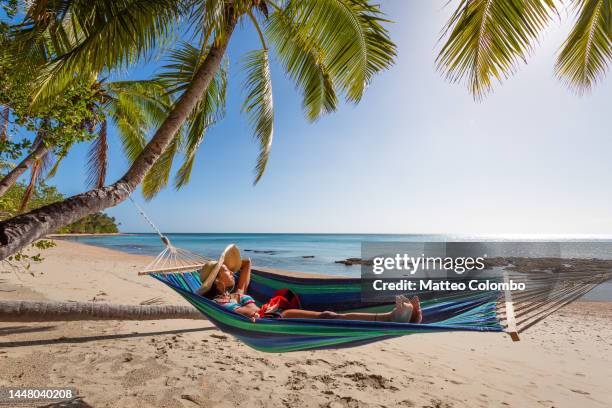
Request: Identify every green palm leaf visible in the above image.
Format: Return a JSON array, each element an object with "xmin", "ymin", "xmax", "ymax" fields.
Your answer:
[
  {"xmin": 437, "ymin": 0, "xmax": 557, "ymax": 100},
  {"xmin": 556, "ymin": 0, "xmax": 611, "ymax": 94},
  {"xmin": 185, "ymin": 0, "xmax": 227, "ymax": 44},
  {"xmin": 86, "ymin": 120, "xmax": 108, "ymax": 189},
  {"xmin": 141, "ymin": 132, "xmax": 181, "ymax": 200},
  {"xmin": 107, "ymin": 94, "xmax": 148, "ymax": 163},
  {"xmin": 265, "ymin": 7, "xmax": 338, "ymax": 121},
  {"xmin": 174, "ymin": 63, "xmax": 228, "ymax": 188},
  {"xmin": 107, "ymin": 80, "xmax": 171, "ymax": 128},
  {"xmin": 282, "ymin": 0, "xmax": 396, "ymax": 102},
  {"xmin": 44, "ymin": 148, "xmax": 69, "ymax": 181},
  {"xmin": 150, "ymin": 42, "xmax": 228, "ymax": 191},
  {"xmin": 241, "ymin": 48, "xmax": 274, "ymax": 184},
  {"xmin": 174, "ymin": 108, "xmax": 208, "ymax": 189},
  {"xmin": 20, "ymin": 0, "xmax": 182, "ymax": 101},
  {"xmin": 105, "ymin": 79, "xmax": 170, "ymax": 164}
]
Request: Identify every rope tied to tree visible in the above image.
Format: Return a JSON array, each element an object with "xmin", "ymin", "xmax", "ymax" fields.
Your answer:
[{"xmin": 119, "ymin": 185, "xmax": 211, "ymax": 275}]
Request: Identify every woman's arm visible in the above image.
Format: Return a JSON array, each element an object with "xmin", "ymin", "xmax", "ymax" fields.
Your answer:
[
  {"xmin": 234, "ymin": 258, "xmax": 252, "ymax": 294},
  {"xmin": 235, "ymin": 303, "xmax": 260, "ymax": 322}
]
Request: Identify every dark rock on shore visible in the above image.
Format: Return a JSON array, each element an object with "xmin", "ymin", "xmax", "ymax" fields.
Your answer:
[
  {"xmin": 244, "ymin": 249, "xmax": 278, "ymax": 255},
  {"xmin": 334, "ymin": 258, "xmax": 373, "ymax": 266}
]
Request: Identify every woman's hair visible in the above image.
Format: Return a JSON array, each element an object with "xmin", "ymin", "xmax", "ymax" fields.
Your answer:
[{"xmin": 203, "ymin": 281, "xmax": 223, "ymax": 300}]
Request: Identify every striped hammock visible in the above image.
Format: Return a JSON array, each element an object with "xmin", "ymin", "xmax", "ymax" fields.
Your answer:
[
  {"xmin": 129, "ymin": 196, "xmax": 611, "ymax": 352},
  {"xmin": 151, "ymin": 269, "xmax": 503, "ymax": 353}
]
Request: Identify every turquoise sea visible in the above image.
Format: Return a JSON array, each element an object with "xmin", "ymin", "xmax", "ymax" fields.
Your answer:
[{"xmin": 65, "ymin": 233, "xmax": 612, "ymax": 300}]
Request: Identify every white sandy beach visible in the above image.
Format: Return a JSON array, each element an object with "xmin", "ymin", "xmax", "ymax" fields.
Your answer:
[{"xmin": 1, "ymin": 239, "xmax": 611, "ymax": 408}]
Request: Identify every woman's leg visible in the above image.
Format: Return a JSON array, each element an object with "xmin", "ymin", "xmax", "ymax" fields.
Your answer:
[{"xmin": 281, "ymin": 296, "xmax": 418, "ymax": 323}]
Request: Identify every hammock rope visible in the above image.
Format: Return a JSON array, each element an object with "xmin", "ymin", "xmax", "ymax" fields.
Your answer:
[{"xmin": 122, "ymin": 188, "xmax": 212, "ymax": 275}]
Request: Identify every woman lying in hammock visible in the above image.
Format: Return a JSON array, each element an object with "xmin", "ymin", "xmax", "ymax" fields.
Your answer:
[{"xmin": 196, "ymin": 245, "xmax": 423, "ymax": 323}]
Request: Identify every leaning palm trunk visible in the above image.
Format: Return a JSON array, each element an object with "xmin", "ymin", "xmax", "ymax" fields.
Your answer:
[
  {"xmin": 0, "ymin": 24, "xmax": 235, "ymax": 260},
  {"xmin": 0, "ymin": 300, "xmax": 203, "ymax": 322},
  {"xmin": 0, "ymin": 141, "xmax": 49, "ymax": 198}
]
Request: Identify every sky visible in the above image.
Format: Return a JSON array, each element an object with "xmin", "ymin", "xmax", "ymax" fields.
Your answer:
[{"xmin": 35, "ymin": 1, "xmax": 612, "ymax": 234}]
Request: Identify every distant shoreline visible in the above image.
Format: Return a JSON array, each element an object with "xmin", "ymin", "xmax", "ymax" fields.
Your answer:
[{"xmin": 46, "ymin": 233, "xmax": 133, "ymax": 238}]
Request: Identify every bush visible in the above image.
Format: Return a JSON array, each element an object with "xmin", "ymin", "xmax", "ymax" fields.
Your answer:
[
  {"xmin": 59, "ymin": 212, "xmax": 120, "ymax": 234},
  {"xmin": 0, "ymin": 173, "xmax": 119, "ymax": 234}
]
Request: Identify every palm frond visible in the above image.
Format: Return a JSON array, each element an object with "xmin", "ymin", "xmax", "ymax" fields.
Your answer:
[
  {"xmin": 44, "ymin": 147, "xmax": 70, "ymax": 180},
  {"xmin": 0, "ymin": 106, "xmax": 8, "ymax": 141},
  {"xmin": 141, "ymin": 133, "xmax": 181, "ymax": 200},
  {"xmin": 86, "ymin": 120, "xmax": 108, "ymax": 189},
  {"xmin": 107, "ymin": 80, "xmax": 171, "ymax": 128},
  {"xmin": 266, "ymin": 7, "xmax": 338, "ymax": 121},
  {"xmin": 19, "ymin": 148, "xmax": 52, "ymax": 213},
  {"xmin": 241, "ymin": 48, "xmax": 274, "ymax": 184},
  {"xmin": 19, "ymin": 0, "xmax": 182, "ymax": 101},
  {"xmin": 154, "ymin": 41, "xmax": 227, "ymax": 121},
  {"xmin": 105, "ymin": 80, "xmax": 170, "ymax": 164},
  {"xmin": 556, "ymin": 0, "xmax": 611, "ymax": 94},
  {"xmin": 185, "ymin": 0, "xmax": 227, "ymax": 45},
  {"xmin": 174, "ymin": 64, "xmax": 227, "ymax": 188},
  {"xmin": 282, "ymin": 0, "xmax": 396, "ymax": 102},
  {"xmin": 149, "ymin": 42, "xmax": 228, "ymax": 189},
  {"xmin": 174, "ymin": 105, "xmax": 211, "ymax": 189},
  {"xmin": 19, "ymin": 161, "xmax": 41, "ymax": 213},
  {"xmin": 437, "ymin": 0, "xmax": 557, "ymax": 100}
]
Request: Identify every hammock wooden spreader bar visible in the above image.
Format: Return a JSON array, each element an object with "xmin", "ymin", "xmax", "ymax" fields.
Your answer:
[
  {"xmin": 496, "ymin": 268, "xmax": 612, "ymax": 338},
  {"xmin": 138, "ymin": 243, "xmax": 211, "ymax": 275}
]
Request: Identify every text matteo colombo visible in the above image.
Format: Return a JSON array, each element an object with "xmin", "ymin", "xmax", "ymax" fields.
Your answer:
[{"xmin": 372, "ymin": 279, "xmax": 526, "ymax": 292}]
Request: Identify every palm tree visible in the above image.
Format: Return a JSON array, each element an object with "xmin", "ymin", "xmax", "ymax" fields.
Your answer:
[
  {"xmin": 0, "ymin": 300, "xmax": 203, "ymax": 321},
  {"xmin": 437, "ymin": 0, "xmax": 611, "ymax": 100},
  {"xmin": 0, "ymin": 78, "xmax": 169, "ymax": 210},
  {"xmin": 0, "ymin": 0, "xmax": 396, "ymax": 259},
  {"xmin": 0, "ymin": 106, "xmax": 8, "ymax": 141},
  {"xmin": 0, "ymin": 136, "xmax": 50, "ymax": 198}
]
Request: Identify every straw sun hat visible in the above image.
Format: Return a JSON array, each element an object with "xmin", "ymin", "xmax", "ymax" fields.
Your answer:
[{"xmin": 197, "ymin": 244, "xmax": 242, "ymax": 296}]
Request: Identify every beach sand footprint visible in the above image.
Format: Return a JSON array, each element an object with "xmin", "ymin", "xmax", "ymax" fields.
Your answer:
[
  {"xmin": 343, "ymin": 372, "xmax": 398, "ymax": 391},
  {"xmin": 324, "ymin": 396, "xmax": 370, "ymax": 408}
]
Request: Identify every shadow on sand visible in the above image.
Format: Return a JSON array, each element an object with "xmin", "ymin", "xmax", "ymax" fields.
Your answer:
[
  {"xmin": 38, "ymin": 396, "xmax": 94, "ymax": 408},
  {"xmin": 0, "ymin": 325, "xmax": 57, "ymax": 336},
  {"xmin": 0, "ymin": 326, "xmax": 215, "ymax": 348}
]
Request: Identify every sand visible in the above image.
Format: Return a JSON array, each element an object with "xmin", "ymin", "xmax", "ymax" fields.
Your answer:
[{"xmin": 0, "ymin": 240, "xmax": 611, "ymax": 408}]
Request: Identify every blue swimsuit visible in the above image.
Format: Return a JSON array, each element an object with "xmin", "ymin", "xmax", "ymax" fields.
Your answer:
[{"xmin": 215, "ymin": 294, "xmax": 256, "ymax": 312}]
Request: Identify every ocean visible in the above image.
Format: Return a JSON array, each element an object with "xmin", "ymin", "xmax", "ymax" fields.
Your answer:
[{"xmin": 64, "ymin": 233, "xmax": 612, "ymax": 300}]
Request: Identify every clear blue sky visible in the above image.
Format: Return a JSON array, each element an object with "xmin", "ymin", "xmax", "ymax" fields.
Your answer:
[{"xmin": 45, "ymin": 1, "xmax": 611, "ymax": 234}]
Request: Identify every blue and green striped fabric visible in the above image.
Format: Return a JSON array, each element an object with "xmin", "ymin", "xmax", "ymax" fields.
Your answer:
[{"xmin": 151, "ymin": 269, "xmax": 502, "ymax": 353}]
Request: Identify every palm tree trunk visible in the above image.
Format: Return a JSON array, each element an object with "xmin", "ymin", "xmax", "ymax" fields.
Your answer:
[
  {"xmin": 0, "ymin": 300, "xmax": 203, "ymax": 322},
  {"xmin": 0, "ymin": 23, "xmax": 236, "ymax": 260},
  {"xmin": 0, "ymin": 105, "xmax": 8, "ymax": 141},
  {"xmin": 0, "ymin": 141, "xmax": 49, "ymax": 198}
]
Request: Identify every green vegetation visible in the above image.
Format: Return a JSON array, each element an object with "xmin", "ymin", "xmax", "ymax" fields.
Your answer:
[
  {"xmin": 0, "ymin": 169, "xmax": 64, "ymax": 220},
  {"xmin": 58, "ymin": 213, "xmax": 120, "ymax": 234},
  {"xmin": 0, "ymin": 169, "xmax": 118, "ymax": 269},
  {"xmin": 0, "ymin": 171, "xmax": 119, "ymax": 234}
]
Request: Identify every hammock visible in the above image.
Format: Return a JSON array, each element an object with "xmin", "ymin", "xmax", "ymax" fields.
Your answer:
[
  {"xmin": 145, "ymin": 265, "xmax": 612, "ymax": 352},
  {"xmin": 149, "ymin": 269, "xmax": 502, "ymax": 352},
  {"xmin": 128, "ymin": 193, "xmax": 612, "ymax": 352}
]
